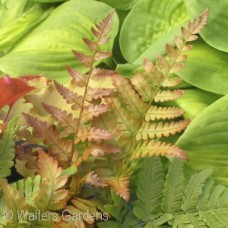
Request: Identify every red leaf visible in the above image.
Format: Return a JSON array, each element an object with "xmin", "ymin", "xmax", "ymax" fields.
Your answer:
[{"xmin": 0, "ymin": 76, "xmax": 34, "ymax": 110}]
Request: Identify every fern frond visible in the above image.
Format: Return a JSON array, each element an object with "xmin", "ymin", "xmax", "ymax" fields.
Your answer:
[
  {"xmin": 76, "ymin": 127, "xmax": 113, "ymax": 143},
  {"xmin": 154, "ymin": 90, "xmax": 184, "ymax": 102},
  {"xmin": 54, "ymin": 81, "xmax": 83, "ymax": 109},
  {"xmin": 11, "ymin": 175, "xmax": 42, "ymax": 207},
  {"xmin": 161, "ymin": 159, "xmax": 185, "ymax": 213},
  {"xmin": 67, "ymin": 66, "xmax": 87, "ymax": 87},
  {"xmin": 130, "ymin": 73, "xmax": 153, "ymax": 102},
  {"xmin": 134, "ymin": 157, "xmax": 164, "ymax": 221},
  {"xmin": 0, "ymin": 179, "xmax": 28, "ymax": 227},
  {"xmin": 130, "ymin": 140, "xmax": 187, "ymax": 160},
  {"xmin": 0, "ymin": 118, "xmax": 17, "ymax": 178},
  {"xmin": 35, "ymin": 149, "xmax": 68, "ymax": 211},
  {"xmin": 101, "ymin": 175, "xmax": 130, "ymax": 202},
  {"xmin": 42, "ymin": 103, "xmax": 79, "ymax": 132},
  {"xmin": 145, "ymin": 106, "xmax": 184, "ymax": 121},
  {"xmin": 86, "ymin": 87, "xmax": 113, "ymax": 101},
  {"xmin": 15, "ymin": 145, "xmax": 38, "ymax": 178},
  {"xmin": 82, "ymin": 104, "xmax": 110, "ymax": 122},
  {"xmin": 106, "ymin": 97, "xmax": 137, "ymax": 139},
  {"xmin": 86, "ymin": 143, "xmax": 121, "ymax": 157},
  {"xmin": 85, "ymin": 171, "xmax": 107, "ymax": 187},
  {"xmin": 181, "ymin": 169, "xmax": 212, "ymax": 211},
  {"xmin": 133, "ymin": 156, "xmax": 228, "ymax": 227},
  {"xmin": 91, "ymin": 68, "xmax": 115, "ymax": 80},
  {"xmin": 112, "ymin": 75, "xmax": 147, "ymax": 119},
  {"xmin": 136, "ymin": 120, "xmax": 190, "ymax": 140},
  {"xmin": 162, "ymin": 77, "xmax": 182, "ymax": 87},
  {"xmin": 65, "ymin": 197, "xmax": 108, "ymax": 225}
]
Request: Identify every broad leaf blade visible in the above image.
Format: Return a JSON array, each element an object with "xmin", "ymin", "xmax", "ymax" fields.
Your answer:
[
  {"xmin": 0, "ymin": 0, "xmax": 119, "ymax": 83},
  {"xmin": 177, "ymin": 94, "xmax": 228, "ymax": 185}
]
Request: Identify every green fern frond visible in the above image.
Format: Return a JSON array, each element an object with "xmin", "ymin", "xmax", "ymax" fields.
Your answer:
[
  {"xmin": 133, "ymin": 156, "xmax": 228, "ymax": 228},
  {"xmin": 0, "ymin": 118, "xmax": 17, "ymax": 178},
  {"xmin": 134, "ymin": 157, "xmax": 165, "ymax": 221}
]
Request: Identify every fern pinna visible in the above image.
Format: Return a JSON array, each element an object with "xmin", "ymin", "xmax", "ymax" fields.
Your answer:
[{"xmin": 0, "ymin": 9, "xmax": 209, "ymax": 227}]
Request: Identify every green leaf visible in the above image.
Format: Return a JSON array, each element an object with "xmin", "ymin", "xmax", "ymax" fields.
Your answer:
[
  {"xmin": 32, "ymin": 0, "xmax": 66, "ymax": 2},
  {"xmin": 181, "ymin": 169, "xmax": 211, "ymax": 211},
  {"xmin": 162, "ymin": 159, "xmax": 185, "ymax": 213},
  {"xmin": 0, "ymin": 0, "xmax": 119, "ymax": 83},
  {"xmin": 177, "ymin": 94, "xmax": 228, "ymax": 185},
  {"xmin": 172, "ymin": 89, "xmax": 220, "ymax": 119},
  {"xmin": 0, "ymin": 5, "xmax": 51, "ymax": 51},
  {"xmin": 134, "ymin": 157, "xmax": 164, "ymax": 221},
  {"xmin": 0, "ymin": 118, "xmax": 17, "ymax": 178},
  {"xmin": 0, "ymin": 0, "xmax": 35, "ymax": 27},
  {"xmin": 177, "ymin": 40, "xmax": 228, "ymax": 95},
  {"xmin": 119, "ymin": 0, "xmax": 189, "ymax": 63},
  {"xmin": 185, "ymin": 0, "xmax": 228, "ymax": 52},
  {"xmin": 61, "ymin": 165, "xmax": 77, "ymax": 177},
  {"xmin": 97, "ymin": 0, "xmax": 138, "ymax": 10},
  {"xmin": 11, "ymin": 175, "xmax": 42, "ymax": 207}
]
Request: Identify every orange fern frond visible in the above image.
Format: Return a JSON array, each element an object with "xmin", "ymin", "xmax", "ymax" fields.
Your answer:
[
  {"xmin": 154, "ymin": 90, "xmax": 184, "ymax": 102},
  {"xmin": 162, "ymin": 77, "xmax": 182, "ymax": 87},
  {"xmin": 101, "ymin": 175, "xmax": 130, "ymax": 202},
  {"xmin": 145, "ymin": 106, "xmax": 184, "ymax": 121},
  {"xmin": 42, "ymin": 103, "xmax": 79, "ymax": 132},
  {"xmin": 130, "ymin": 140, "xmax": 187, "ymax": 160},
  {"xmin": 76, "ymin": 127, "xmax": 113, "ymax": 143},
  {"xmin": 81, "ymin": 104, "xmax": 110, "ymax": 122},
  {"xmin": 35, "ymin": 149, "xmax": 68, "ymax": 211},
  {"xmin": 54, "ymin": 81, "xmax": 83, "ymax": 109},
  {"xmin": 136, "ymin": 120, "xmax": 190, "ymax": 140},
  {"xmin": 112, "ymin": 75, "xmax": 147, "ymax": 119}
]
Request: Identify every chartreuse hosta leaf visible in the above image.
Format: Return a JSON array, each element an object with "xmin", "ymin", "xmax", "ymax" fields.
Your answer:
[
  {"xmin": 171, "ymin": 89, "xmax": 220, "ymax": 119},
  {"xmin": 97, "ymin": 0, "xmax": 138, "ymax": 10},
  {"xmin": 0, "ymin": 0, "xmax": 119, "ymax": 83},
  {"xmin": 185, "ymin": 0, "xmax": 228, "ymax": 52},
  {"xmin": 177, "ymin": 39, "xmax": 228, "ymax": 95},
  {"xmin": 0, "ymin": 118, "xmax": 17, "ymax": 178},
  {"xmin": 0, "ymin": 0, "xmax": 35, "ymax": 27},
  {"xmin": 119, "ymin": 0, "xmax": 189, "ymax": 63},
  {"xmin": 31, "ymin": 0, "xmax": 66, "ymax": 2},
  {"xmin": 0, "ymin": 5, "xmax": 51, "ymax": 51},
  {"xmin": 177, "ymin": 94, "xmax": 228, "ymax": 185}
]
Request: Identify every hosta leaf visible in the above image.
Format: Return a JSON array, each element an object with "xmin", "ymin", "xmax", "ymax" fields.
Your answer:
[
  {"xmin": 97, "ymin": 0, "xmax": 138, "ymax": 10},
  {"xmin": 0, "ymin": 0, "xmax": 119, "ymax": 83},
  {"xmin": 0, "ymin": 5, "xmax": 51, "ymax": 51},
  {"xmin": 119, "ymin": 0, "xmax": 189, "ymax": 63},
  {"xmin": 177, "ymin": 94, "xmax": 228, "ymax": 185},
  {"xmin": 177, "ymin": 40, "xmax": 228, "ymax": 95},
  {"xmin": 172, "ymin": 89, "xmax": 220, "ymax": 119},
  {"xmin": 185, "ymin": 0, "xmax": 228, "ymax": 52}
]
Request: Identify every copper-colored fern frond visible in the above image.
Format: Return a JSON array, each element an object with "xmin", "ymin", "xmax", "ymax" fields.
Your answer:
[
  {"xmin": 130, "ymin": 140, "xmax": 187, "ymax": 160},
  {"xmin": 136, "ymin": 120, "xmax": 190, "ymax": 140},
  {"xmin": 145, "ymin": 106, "xmax": 184, "ymax": 121}
]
